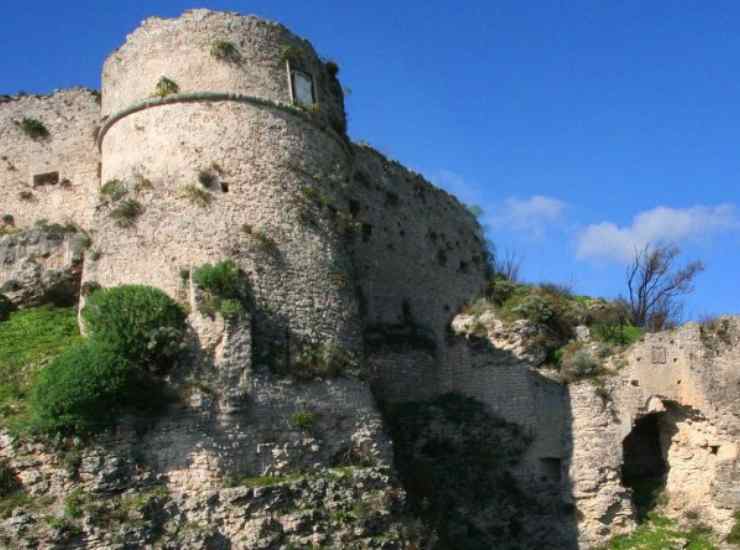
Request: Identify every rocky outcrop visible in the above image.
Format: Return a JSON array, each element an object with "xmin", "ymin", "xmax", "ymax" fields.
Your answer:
[{"xmin": 0, "ymin": 224, "xmax": 89, "ymax": 308}]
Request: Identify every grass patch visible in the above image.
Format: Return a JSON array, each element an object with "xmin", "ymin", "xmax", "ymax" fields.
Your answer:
[
  {"xmin": 225, "ymin": 472, "xmax": 303, "ymax": 489},
  {"xmin": 603, "ymin": 513, "xmax": 716, "ymax": 550},
  {"xmin": 0, "ymin": 306, "xmax": 82, "ymax": 429},
  {"xmin": 180, "ymin": 184, "xmax": 212, "ymax": 207},
  {"xmin": 109, "ymin": 199, "xmax": 143, "ymax": 228},
  {"xmin": 727, "ymin": 511, "xmax": 740, "ymax": 545}
]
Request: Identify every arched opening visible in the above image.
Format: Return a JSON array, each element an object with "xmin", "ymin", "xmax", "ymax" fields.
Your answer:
[{"xmin": 621, "ymin": 413, "xmax": 668, "ymax": 521}]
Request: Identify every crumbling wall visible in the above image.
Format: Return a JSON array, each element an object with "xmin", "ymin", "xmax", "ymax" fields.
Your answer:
[
  {"xmin": 566, "ymin": 319, "xmax": 740, "ymax": 547},
  {"xmin": 0, "ymin": 89, "xmax": 100, "ymax": 229}
]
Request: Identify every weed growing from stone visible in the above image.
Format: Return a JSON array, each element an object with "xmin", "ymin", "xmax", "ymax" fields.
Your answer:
[
  {"xmin": 210, "ymin": 40, "xmax": 240, "ymax": 62},
  {"xmin": 154, "ymin": 77, "xmax": 179, "ymax": 98},
  {"xmin": 290, "ymin": 410, "xmax": 316, "ymax": 431},
  {"xmin": 18, "ymin": 117, "xmax": 49, "ymax": 139},
  {"xmin": 180, "ymin": 184, "xmax": 212, "ymax": 207},
  {"xmin": 110, "ymin": 199, "xmax": 143, "ymax": 228},
  {"xmin": 100, "ymin": 179, "xmax": 127, "ymax": 202}
]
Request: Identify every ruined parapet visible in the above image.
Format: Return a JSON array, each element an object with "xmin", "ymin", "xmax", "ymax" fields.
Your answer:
[
  {"xmin": 91, "ymin": 10, "xmax": 360, "ymax": 359},
  {"xmin": 0, "ymin": 89, "xmax": 100, "ymax": 229}
]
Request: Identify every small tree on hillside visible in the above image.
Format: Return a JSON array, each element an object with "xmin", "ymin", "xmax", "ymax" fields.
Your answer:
[{"xmin": 626, "ymin": 243, "xmax": 704, "ymax": 331}]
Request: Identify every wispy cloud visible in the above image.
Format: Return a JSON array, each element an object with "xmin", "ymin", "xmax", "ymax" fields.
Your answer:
[
  {"xmin": 576, "ymin": 204, "xmax": 739, "ymax": 263},
  {"xmin": 488, "ymin": 195, "xmax": 568, "ymax": 237}
]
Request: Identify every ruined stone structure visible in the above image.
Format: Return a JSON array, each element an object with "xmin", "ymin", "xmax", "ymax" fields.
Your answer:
[{"xmin": 0, "ymin": 9, "xmax": 738, "ymax": 549}]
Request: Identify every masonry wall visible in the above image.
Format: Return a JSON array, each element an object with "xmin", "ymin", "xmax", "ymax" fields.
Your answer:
[
  {"xmin": 91, "ymin": 10, "xmax": 360, "ymax": 357},
  {"xmin": 348, "ymin": 144, "xmax": 488, "ymax": 342},
  {"xmin": 0, "ymin": 89, "xmax": 100, "ymax": 229},
  {"xmin": 566, "ymin": 319, "xmax": 740, "ymax": 546}
]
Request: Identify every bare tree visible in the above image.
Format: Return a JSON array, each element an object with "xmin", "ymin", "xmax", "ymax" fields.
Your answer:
[
  {"xmin": 488, "ymin": 243, "xmax": 523, "ymax": 282},
  {"xmin": 626, "ymin": 243, "xmax": 704, "ymax": 331}
]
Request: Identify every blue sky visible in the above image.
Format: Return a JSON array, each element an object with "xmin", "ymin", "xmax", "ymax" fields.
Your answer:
[{"xmin": 2, "ymin": 1, "xmax": 739, "ymax": 318}]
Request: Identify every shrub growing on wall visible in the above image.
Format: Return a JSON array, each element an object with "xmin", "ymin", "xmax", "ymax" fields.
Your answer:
[
  {"xmin": 82, "ymin": 285, "xmax": 186, "ymax": 369},
  {"xmin": 29, "ymin": 343, "xmax": 133, "ymax": 434},
  {"xmin": 192, "ymin": 260, "xmax": 247, "ymax": 317}
]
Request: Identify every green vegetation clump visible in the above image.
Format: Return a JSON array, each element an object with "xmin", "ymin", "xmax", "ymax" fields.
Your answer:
[
  {"xmin": 18, "ymin": 117, "xmax": 49, "ymax": 139},
  {"xmin": 109, "ymin": 198, "xmax": 143, "ymax": 228},
  {"xmin": 100, "ymin": 179, "xmax": 127, "ymax": 201},
  {"xmin": 602, "ymin": 513, "xmax": 716, "ymax": 550},
  {"xmin": 0, "ymin": 306, "xmax": 82, "ymax": 429},
  {"xmin": 29, "ymin": 343, "xmax": 133, "ymax": 434},
  {"xmin": 210, "ymin": 40, "xmax": 240, "ymax": 62},
  {"xmin": 290, "ymin": 341, "xmax": 352, "ymax": 380},
  {"xmin": 82, "ymin": 285, "xmax": 186, "ymax": 368},
  {"xmin": 197, "ymin": 169, "xmax": 216, "ymax": 189},
  {"xmin": 180, "ymin": 184, "xmax": 212, "ymax": 207},
  {"xmin": 728, "ymin": 511, "xmax": 740, "ymax": 545},
  {"xmin": 1, "ymin": 214, "xmax": 14, "ymax": 226},
  {"xmin": 325, "ymin": 60, "xmax": 339, "ymax": 77},
  {"xmin": 192, "ymin": 260, "xmax": 247, "ymax": 318},
  {"xmin": 154, "ymin": 76, "xmax": 179, "ymax": 98},
  {"xmin": 290, "ymin": 410, "xmax": 316, "ymax": 431}
]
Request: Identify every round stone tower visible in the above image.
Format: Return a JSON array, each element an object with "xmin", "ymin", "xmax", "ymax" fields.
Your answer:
[{"xmin": 89, "ymin": 10, "xmax": 360, "ymax": 359}]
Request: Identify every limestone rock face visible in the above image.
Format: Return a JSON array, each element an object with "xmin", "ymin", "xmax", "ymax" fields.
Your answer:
[
  {"xmin": 451, "ymin": 309, "xmax": 556, "ymax": 365},
  {"xmin": 0, "ymin": 225, "xmax": 88, "ymax": 307}
]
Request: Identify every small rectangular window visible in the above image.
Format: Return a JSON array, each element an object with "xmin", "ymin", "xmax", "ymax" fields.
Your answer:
[{"xmin": 291, "ymin": 69, "xmax": 316, "ymax": 107}]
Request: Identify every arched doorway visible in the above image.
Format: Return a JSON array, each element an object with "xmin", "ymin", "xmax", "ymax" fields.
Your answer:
[{"xmin": 621, "ymin": 412, "xmax": 668, "ymax": 520}]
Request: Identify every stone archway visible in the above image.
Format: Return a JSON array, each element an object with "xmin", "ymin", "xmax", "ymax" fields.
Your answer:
[{"xmin": 621, "ymin": 412, "xmax": 669, "ymax": 520}]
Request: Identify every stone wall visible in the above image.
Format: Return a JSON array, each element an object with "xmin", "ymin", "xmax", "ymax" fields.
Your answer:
[
  {"xmin": 349, "ymin": 144, "xmax": 488, "ymax": 341},
  {"xmin": 565, "ymin": 319, "xmax": 740, "ymax": 547},
  {"xmin": 0, "ymin": 89, "xmax": 100, "ymax": 230},
  {"xmin": 101, "ymin": 10, "xmax": 345, "ymax": 137},
  {"xmin": 92, "ymin": 10, "xmax": 360, "ymax": 358}
]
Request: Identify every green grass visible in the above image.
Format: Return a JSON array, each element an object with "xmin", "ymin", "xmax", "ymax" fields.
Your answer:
[
  {"xmin": 0, "ymin": 306, "xmax": 82, "ymax": 427},
  {"xmin": 225, "ymin": 473, "xmax": 304, "ymax": 488},
  {"xmin": 603, "ymin": 514, "xmax": 717, "ymax": 550},
  {"xmin": 728, "ymin": 511, "xmax": 740, "ymax": 545}
]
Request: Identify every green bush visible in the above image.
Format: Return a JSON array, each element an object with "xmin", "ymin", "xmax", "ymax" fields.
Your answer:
[
  {"xmin": 192, "ymin": 260, "xmax": 247, "ymax": 317},
  {"xmin": 82, "ymin": 285, "xmax": 186, "ymax": 368},
  {"xmin": 29, "ymin": 343, "xmax": 133, "ymax": 434},
  {"xmin": 19, "ymin": 117, "xmax": 48, "ymax": 139},
  {"xmin": 0, "ymin": 295, "xmax": 12, "ymax": 322}
]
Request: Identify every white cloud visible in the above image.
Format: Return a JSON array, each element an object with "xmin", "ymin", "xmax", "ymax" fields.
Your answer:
[
  {"xmin": 488, "ymin": 195, "xmax": 568, "ymax": 237},
  {"xmin": 577, "ymin": 204, "xmax": 739, "ymax": 263}
]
